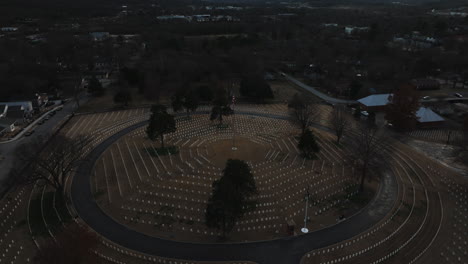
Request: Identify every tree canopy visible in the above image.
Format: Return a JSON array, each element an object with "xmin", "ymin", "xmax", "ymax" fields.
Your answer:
[
  {"xmin": 385, "ymin": 84, "xmax": 420, "ymax": 131},
  {"xmin": 113, "ymin": 89, "xmax": 132, "ymax": 107},
  {"xmin": 34, "ymin": 223, "xmax": 99, "ymax": 264},
  {"xmin": 146, "ymin": 105, "xmax": 176, "ymax": 149},
  {"xmin": 345, "ymin": 123, "xmax": 385, "ymax": 192},
  {"xmin": 87, "ymin": 76, "xmax": 104, "ymax": 97},
  {"xmin": 331, "ymin": 106, "xmax": 349, "ymax": 144},
  {"xmin": 210, "ymin": 86, "xmax": 233, "ymax": 125},
  {"xmin": 15, "ymin": 135, "xmax": 90, "ymax": 196},
  {"xmin": 239, "ymin": 74, "xmax": 274, "ymax": 102},
  {"xmin": 298, "ymin": 129, "xmax": 321, "ymax": 159},
  {"xmin": 288, "ymin": 94, "xmax": 319, "ymax": 134},
  {"xmin": 171, "ymin": 86, "xmax": 200, "ymax": 117},
  {"xmin": 205, "ymin": 159, "xmax": 258, "ymax": 237}
]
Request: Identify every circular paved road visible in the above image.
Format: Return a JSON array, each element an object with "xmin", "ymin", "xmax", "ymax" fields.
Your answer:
[{"xmin": 70, "ymin": 112, "xmax": 397, "ymax": 264}]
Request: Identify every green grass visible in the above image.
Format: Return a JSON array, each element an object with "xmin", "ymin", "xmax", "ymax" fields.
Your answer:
[{"xmin": 145, "ymin": 146, "xmax": 179, "ymax": 156}]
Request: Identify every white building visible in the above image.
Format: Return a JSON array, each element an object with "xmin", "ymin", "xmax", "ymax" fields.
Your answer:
[
  {"xmin": 0, "ymin": 102, "xmax": 33, "ymax": 113},
  {"xmin": 1, "ymin": 27, "xmax": 18, "ymax": 32}
]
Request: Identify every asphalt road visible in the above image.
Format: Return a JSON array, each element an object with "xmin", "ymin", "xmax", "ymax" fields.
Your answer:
[
  {"xmin": 71, "ymin": 112, "xmax": 397, "ymax": 264},
  {"xmin": 280, "ymin": 73, "xmax": 357, "ymax": 105},
  {"xmin": 281, "ymin": 73, "xmax": 468, "ymax": 105},
  {"xmin": 0, "ymin": 96, "xmax": 87, "ymax": 196}
]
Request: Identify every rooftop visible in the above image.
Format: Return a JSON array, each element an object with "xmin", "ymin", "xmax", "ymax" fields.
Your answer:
[
  {"xmin": 416, "ymin": 107, "xmax": 444, "ymax": 123},
  {"xmin": 357, "ymin": 94, "xmax": 391, "ymax": 107}
]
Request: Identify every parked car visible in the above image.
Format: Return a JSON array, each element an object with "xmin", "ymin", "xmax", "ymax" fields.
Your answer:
[
  {"xmin": 24, "ymin": 130, "xmax": 34, "ymax": 137},
  {"xmin": 360, "ymin": 111, "xmax": 369, "ymax": 117},
  {"xmin": 38, "ymin": 119, "xmax": 45, "ymax": 125},
  {"xmin": 454, "ymin": 93, "xmax": 463, "ymax": 98},
  {"xmin": 422, "ymin": 96, "xmax": 430, "ymax": 100}
]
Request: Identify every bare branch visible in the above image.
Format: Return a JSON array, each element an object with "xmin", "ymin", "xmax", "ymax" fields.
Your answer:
[
  {"xmin": 331, "ymin": 105, "xmax": 350, "ymax": 144},
  {"xmin": 288, "ymin": 93, "xmax": 320, "ymax": 134}
]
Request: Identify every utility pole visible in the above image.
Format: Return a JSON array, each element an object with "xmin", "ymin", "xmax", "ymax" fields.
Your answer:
[{"xmin": 301, "ymin": 186, "xmax": 310, "ymax": 234}]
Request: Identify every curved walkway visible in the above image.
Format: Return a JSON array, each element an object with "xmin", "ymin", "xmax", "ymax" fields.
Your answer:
[{"xmin": 70, "ymin": 112, "xmax": 397, "ymax": 264}]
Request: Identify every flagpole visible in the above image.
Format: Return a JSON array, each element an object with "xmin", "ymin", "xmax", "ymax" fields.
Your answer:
[{"xmin": 301, "ymin": 186, "xmax": 310, "ymax": 234}]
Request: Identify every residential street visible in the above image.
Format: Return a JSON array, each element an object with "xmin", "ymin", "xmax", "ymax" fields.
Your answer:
[{"xmin": 0, "ymin": 96, "xmax": 87, "ymax": 196}]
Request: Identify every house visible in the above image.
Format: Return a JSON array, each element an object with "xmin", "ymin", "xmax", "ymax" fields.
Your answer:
[
  {"xmin": 416, "ymin": 107, "xmax": 445, "ymax": 128},
  {"xmin": 411, "ymin": 79, "xmax": 440, "ymax": 90},
  {"xmin": 358, "ymin": 94, "xmax": 445, "ymax": 127},
  {"xmin": 0, "ymin": 104, "xmax": 7, "ymax": 118},
  {"xmin": 345, "ymin": 26, "xmax": 370, "ymax": 35},
  {"xmin": 357, "ymin": 94, "xmax": 391, "ymax": 112},
  {"xmin": 192, "ymin": 14, "xmax": 211, "ymax": 22},
  {"xmin": 1, "ymin": 27, "xmax": 18, "ymax": 32},
  {"xmin": 156, "ymin": 15, "xmax": 190, "ymax": 22},
  {"xmin": 90, "ymin": 32, "xmax": 110, "ymax": 42},
  {"xmin": 6, "ymin": 106, "xmax": 26, "ymax": 123},
  {"xmin": 36, "ymin": 93, "xmax": 49, "ymax": 107},
  {"xmin": 391, "ymin": 32, "xmax": 439, "ymax": 51},
  {"xmin": 26, "ymin": 34, "xmax": 47, "ymax": 43},
  {"xmin": 0, "ymin": 118, "xmax": 17, "ymax": 135},
  {"xmin": 0, "ymin": 101, "xmax": 33, "ymax": 113}
]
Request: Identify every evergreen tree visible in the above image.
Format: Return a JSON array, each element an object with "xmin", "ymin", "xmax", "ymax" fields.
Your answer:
[
  {"xmin": 298, "ymin": 129, "xmax": 320, "ymax": 159},
  {"xmin": 146, "ymin": 105, "xmax": 176, "ymax": 149},
  {"xmin": 113, "ymin": 89, "xmax": 132, "ymax": 107},
  {"xmin": 239, "ymin": 74, "xmax": 274, "ymax": 102},
  {"xmin": 172, "ymin": 87, "xmax": 199, "ymax": 117},
  {"xmin": 87, "ymin": 76, "xmax": 104, "ymax": 97},
  {"xmin": 385, "ymin": 84, "xmax": 420, "ymax": 131},
  {"xmin": 205, "ymin": 159, "xmax": 258, "ymax": 237},
  {"xmin": 210, "ymin": 86, "xmax": 232, "ymax": 125}
]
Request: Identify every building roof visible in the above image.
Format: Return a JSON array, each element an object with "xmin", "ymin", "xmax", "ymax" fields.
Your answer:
[
  {"xmin": 6, "ymin": 106, "xmax": 24, "ymax": 118},
  {"xmin": 357, "ymin": 94, "xmax": 391, "ymax": 107},
  {"xmin": 416, "ymin": 107, "xmax": 444, "ymax": 123},
  {"xmin": 0, "ymin": 101, "xmax": 33, "ymax": 112},
  {"xmin": 90, "ymin": 32, "xmax": 110, "ymax": 40},
  {"xmin": 0, "ymin": 117, "xmax": 17, "ymax": 128}
]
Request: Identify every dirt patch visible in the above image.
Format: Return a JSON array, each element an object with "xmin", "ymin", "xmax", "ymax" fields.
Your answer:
[{"xmin": 207, "ymin": 137, "xmax": 269, "ymax": 167}]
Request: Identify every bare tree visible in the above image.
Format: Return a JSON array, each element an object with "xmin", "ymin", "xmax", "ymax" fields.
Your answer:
[
  {"xmin": 288, "ymin": 94, "xmax": 320, "ymax": 134},
  {"xmin": 331, "ymin": 105, "xmax": 349, "ymax": 144},
  {"xmin": 456, "ymin": 115, "xmax": 468, "ymax": 165},
  {"xmin": 34, "ymin": 223, "xmax": 99, "ymax": 264},
  {"xmin": 16, "ymin": 135, "xmax": 91, "ymax": 196},
  {"xmin": 73, "ymin": 82, "xmax": 83, "ymax": 109},
  {"xmin": 385, "ymin": 84, "xmax": 420, "ymax": 132},
  {"xmin": 346, "ymin": 123, "xmax": 386, "ymax": 192}
]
